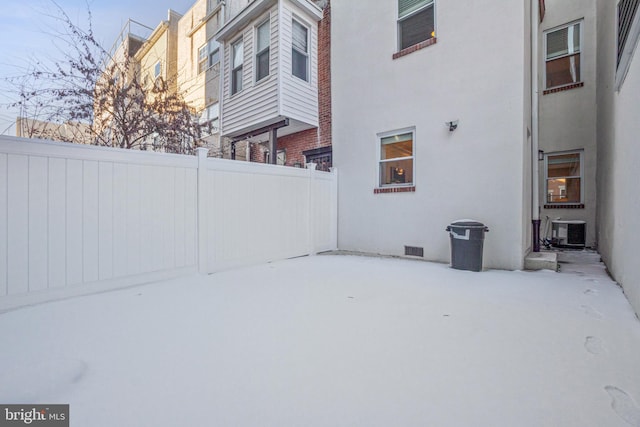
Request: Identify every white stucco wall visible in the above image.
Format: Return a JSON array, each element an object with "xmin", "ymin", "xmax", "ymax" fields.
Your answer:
[
  {"xmin": 332, "ymin": 1, "xmax": 531, "ymax": 270},
  {"xmin": 596, "ymin": 0, "xmax": 640, "ymax": 316},
  {"xmin": 538, "ymin": 0, "xmax": 598, "ymax": 248}
]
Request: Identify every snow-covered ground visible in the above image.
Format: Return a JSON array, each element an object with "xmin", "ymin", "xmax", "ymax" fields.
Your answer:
[{"xmin": 1, "ymin": 252, "xmax": 640, "ymax": 426}]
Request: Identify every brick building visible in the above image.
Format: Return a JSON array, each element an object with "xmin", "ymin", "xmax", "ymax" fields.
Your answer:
[{"xmin": 216, "ymin": 0, "xmax": 332, "ymax": 170}]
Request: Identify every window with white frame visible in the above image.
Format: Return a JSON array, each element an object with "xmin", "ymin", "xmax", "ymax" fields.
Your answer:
[
  {"xmin": 154, "ymin": 61, "xmax": 162, "ymax": 79},
  {"xmin": 256, "ymin": 20, "xmax": 270, "ymax": 81},
  {"xmin": 292, "ymin": 19, "xmax": 309, "ymax": 81},
  {"xmin": 398, "ymin": 0, "xmax": 435, "ymax": 51},
  {"xmin": 200, "ymin": 39, "xmax": 220, "ymax": 75},
  {"xmin": 231, "ymin": 38, "xmax": 244, "ymax": 94},
  {"xmin": 545, "ymin": 21, "xmax": 582, "ymax": 90},
  {"xmin": 200, "ymin": 102, "xmax": 219, "ymax": 133},
  {"xmin": 545, "ymin": 151, "xmax": 583, "ymax": 204},
  {"xmin": 198, "ymin": 45, "xmax": 208, "ymax": 74},
  {"xmin": 616, "ymin": 0, "xmax": 640, "ymax": 88},
  {"xmin": 379, "ymin": 130, "xmax": 415, "ymax": 187},
  {"xmin": 208, "ymin": 39, "xmax": 220, "ymax": 68}
]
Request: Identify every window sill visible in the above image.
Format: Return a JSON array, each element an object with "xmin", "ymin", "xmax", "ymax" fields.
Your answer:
[
  {"xmin": 544, "ymin": 204, "xmax": 584, "ymax": 209},
  {"xmin": 393, "ymin": 38, "xmax": 437, "ymax": 60},
  {"xmin": 374, "ymin": 186, "xmax": 416, "ymax": 194},
  {"xmin": 543, "ymin": 82, "xmax": 584, "ymax": 95}
]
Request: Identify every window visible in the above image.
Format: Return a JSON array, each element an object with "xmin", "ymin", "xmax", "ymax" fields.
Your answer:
[
  {"xmin": 616, "ymin": 0, "xmax": 640, "ymax": 88},
  {"xmin": 256, "ymin": 20, "xmax": 271, "ymax": 81},
  {"xmin": 378, "ymin": 130, "xmax": 414, "ymax": 187},
  {"xmin": 198, "ymin": 45, "xmax": 208, "ymax": 74},
  {"xmin": 200, "ymin": 39, "xmax": 220, "ymax": 74},
  {"xmin": 292, "ymin": 19, "xmax": 309, "ymax": 81},
  {"xmin": 545, "ymin": 151, "xmax": 583, "ymax": 204},
  {"xmin": 303, "ymin": 146, "xmax": 332, "ymax": 171},
  {"xmin": 231, "ymin": 38, "xmax": 244, "ymax": 95},
  {"xmin": 154, "ymin": 61, "xmax": 161, "ymax": 79},
  {"xmin": 545, "ymin": 22, "xmax": 582, "ymax": 90},
  {"xmin": 398, "ymin": 0, "xmax": 435, "ymax": 51},
  {"xmin": 208, "ymin": 39, "xmax": 220, "ymax": 68},
  {"xmin": 200, "ymin": 103, "xmax": 219, "ymax": 133}
]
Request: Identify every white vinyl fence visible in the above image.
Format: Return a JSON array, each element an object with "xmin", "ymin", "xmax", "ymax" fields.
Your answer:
[{"xmin": 0, "ymin": 136, "xmax": 337, "ymax": 311}]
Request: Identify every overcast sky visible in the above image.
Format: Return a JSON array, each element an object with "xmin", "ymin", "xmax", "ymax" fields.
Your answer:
[{"xmin": 0, "ymin": 0, "xmax": 198, "ymax": 135}]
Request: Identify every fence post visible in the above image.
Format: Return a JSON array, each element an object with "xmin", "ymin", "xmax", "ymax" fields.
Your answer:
[
  {"xmin": 330, "ymin": 167, "xmax": 338, "ymax": 250},
  {"xmin": 197, "ymin": 148, "xmax": 208, "ymax": 274},
  {"xmin": 306, "ymin": 163, "xmax": 317, "ymax": 255}
]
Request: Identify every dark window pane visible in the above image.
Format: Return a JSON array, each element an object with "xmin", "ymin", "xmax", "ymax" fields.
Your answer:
[
  {"xmin": 545, "ymin": 53, "xmax": 581, "ymax": 88},
  {"xmin": 257, "ymin": 49, "xmax": 269, "ymax": 81},
  {"xmin": 380, "ymin": 159, "xmax": 413, "ymax": 186},
  {"xmin": 399, "ymin": 5, "xmax": 434, "ymax": 50},
  {"xmin": 292, "ymin": 49, "xmax": 308, "ymax": 81},
  {"xmin": 232, "ymin": 67, "xmax": 243, "ymax": 94}
]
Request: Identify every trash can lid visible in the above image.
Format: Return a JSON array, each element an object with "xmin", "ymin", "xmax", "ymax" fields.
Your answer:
[{"xmin": 450, "ymin": 219, "xmax": 485, "ymax": 227}]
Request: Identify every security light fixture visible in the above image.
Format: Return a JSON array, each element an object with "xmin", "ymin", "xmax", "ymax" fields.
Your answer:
[
  {"xmin": 538, "ymin": 149, "xmax": 545, "ymax": 161},
  {"xmin": 446, "ymin": 120, "xmax": 459, "ymax": 132}
]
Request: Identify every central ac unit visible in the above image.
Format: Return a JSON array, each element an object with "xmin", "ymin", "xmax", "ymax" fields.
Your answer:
[{"xmin": 552, "ymin": 220, "xmax": 586, "ymax": 248}]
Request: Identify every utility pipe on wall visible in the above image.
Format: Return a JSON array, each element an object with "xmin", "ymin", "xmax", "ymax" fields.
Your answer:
[{"xmin": 531, "ymin": 0, "xmax": 541, "ymax": 252}]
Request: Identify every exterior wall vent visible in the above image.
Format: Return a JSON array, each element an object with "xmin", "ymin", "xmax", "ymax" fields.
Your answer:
[{"xmin": 404, "ymin": 245, "xmax": 424, "ymax": 257}]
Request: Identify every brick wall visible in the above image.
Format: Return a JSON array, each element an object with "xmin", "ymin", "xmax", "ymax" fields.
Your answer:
[{"xmin": 249, "ymin": 0, "xmax": 332, "ymax": 167}]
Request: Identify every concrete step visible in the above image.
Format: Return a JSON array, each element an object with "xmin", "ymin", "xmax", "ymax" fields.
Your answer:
[{"xmin": 525, "ymin": 251, "xmax": 558, "ymax": 271}]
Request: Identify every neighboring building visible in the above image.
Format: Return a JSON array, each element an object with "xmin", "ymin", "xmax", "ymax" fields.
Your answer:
[
  {"xmin": 94, "ymin": 20, "xmax": 153, "ymax": 145},
  {"xmin": 595, "ymin": 0, "xmax": 640, "ymax": 315},
  {"xmin": 176, "ymin": 0, "xmax": 227, "ymax": 157},
  {"xmin": 537, "ymin": 0, "xmax": 598, "ymax": 248},
  {"xmin": 215, "ymin": 0, "xmax": 332, "ymax": 169},
  {"xmin": 135, "ymin": 10, "xmax": 182, "ymax": 100}
]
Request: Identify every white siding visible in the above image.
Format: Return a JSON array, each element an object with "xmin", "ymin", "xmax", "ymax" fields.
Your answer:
[
  {"xmin": 280, "ymin": 1, "xmax": 319, "ymax": 126},
  {"xmin": 222, "ymin": 6, "xmax": 281, "ymax": 135},
  {"xmin": 219, "ymin": 0, "xmax": 321, "ymax": 136}
]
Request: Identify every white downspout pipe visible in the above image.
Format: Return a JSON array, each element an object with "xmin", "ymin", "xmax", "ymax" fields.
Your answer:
[{"xmin": 531, "ymin": 0, "xmax": 541, "ymax": 251}]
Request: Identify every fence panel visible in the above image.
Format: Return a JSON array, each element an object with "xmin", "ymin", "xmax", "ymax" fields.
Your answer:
[
  {"xmin": 0, "ymin": 136, "xmax": 199, "ymax": 311},
  {"xmin": 198, "ymin": 151, "xmax": 337, "ymax": 274},
  {"xmin": 0, "ymin": 137, "xmax": 337, "ymax": 310}
]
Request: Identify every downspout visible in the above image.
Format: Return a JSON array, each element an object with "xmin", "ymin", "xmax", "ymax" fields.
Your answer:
[{"xmin": 531, "ymin": 0, "xmax": 541, "ymax": 252}]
